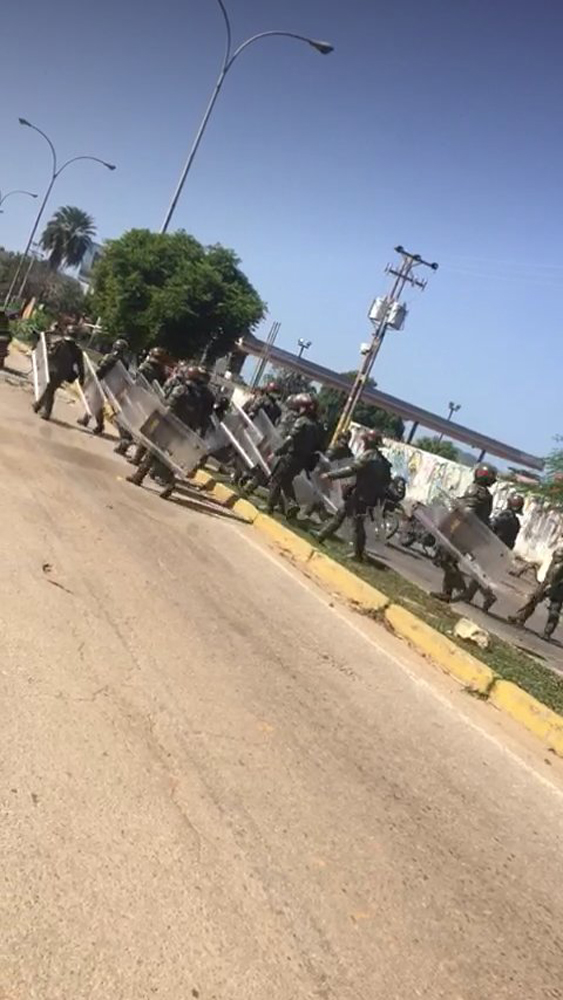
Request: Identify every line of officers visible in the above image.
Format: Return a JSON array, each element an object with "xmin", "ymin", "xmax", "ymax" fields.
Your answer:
[{"xmin": 35, "ymin": 333, "xmax": 563, "ymax": 643}]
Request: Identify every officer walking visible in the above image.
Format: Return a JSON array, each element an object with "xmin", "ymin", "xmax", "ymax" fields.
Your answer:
[
  {"xmin": 508, "ymin": 547, "xmax": 563, "ymax": 641},
  {"xmin": 126, "ymin": 367, "xmax": 204, "ymax": 499},
  {"xmin": 431, "ymin": 464, "xmax": 498, "ymax": 607},
  {"xmin": 244, "ymin": 381, "xmax": 282, "ymax": 426},
  {"xmin": 78, "ymin": 337, "xmax": 129, "ymax": 435},
  {"xmin": 490, "ymin": 493, "xmax": 524, "ymax": 549},
  {"xmin": 314, "ymin": 429, "xmax": 392, "ymax": 561},
  {"xmin": 114, "ymin": 346, "xmax": 168, "ymax": 458},
  {"xmin": 32, "ymin": 326, "xmax": 85, "ymax": 421},
  {"xmin": 302, "ymin": 431, "xmax": 354, "ymax": 521},
  {"xmin": 266, "ymin": 393, "xmax": 323, "ymax": 519}
]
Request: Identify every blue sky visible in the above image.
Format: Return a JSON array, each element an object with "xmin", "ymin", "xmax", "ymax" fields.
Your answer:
[{"xmin": 2, "ymin": 0, "xmax": 562, "ymax": 459}]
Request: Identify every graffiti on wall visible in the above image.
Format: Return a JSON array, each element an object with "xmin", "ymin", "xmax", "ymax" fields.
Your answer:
[{"xmin": 349, "ymin": 427, "xmax": 563, "ymax": 573}]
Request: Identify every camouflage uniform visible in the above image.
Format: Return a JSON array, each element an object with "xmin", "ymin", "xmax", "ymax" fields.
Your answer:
[
  {"xmin": 435, "ymin": 482, "xmax": 495, "ymax": 605},
  {"xmin": 508, "ymin": 555, "xmax": 563, "ymax": 640},
  {"xmin": 490, "ymin": 507, "xmax": 521, "ymax": 550},
  {"xmin": 126, "ymin": 379, "xmax": 203, "ymax": 497},
  {"xmin": 267, "ymin": 413, "xmax": 323, "ymax": 518},
  {"xmin": 244, "ymin": 391, "xmax": 282, "ymax": 426},
  {"xmin": 33, "ymin": 336, "xmax": 85, "ymax": 420},
  {"xmin": 316, "ymin": 448, "xmax": 392, "ymax": 560}
]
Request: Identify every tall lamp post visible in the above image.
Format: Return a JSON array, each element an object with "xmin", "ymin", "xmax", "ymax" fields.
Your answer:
[
  {"xmin": 160, "ymin": 0, "xmax": 333, "ymax": 233},
  {"xmin": 438, "ymin": 400, "xmax": 461, "ymax": 441},
  {"xmin": 4, "ymin": 119, "xmax": 115, "ymax": 307},
  {"xmin": 0, "ymin": 189, "xmax": 37, "ymax": 214},
  {"xmin": 297, "ymin": 338, "xmax": 312, "ymax": 359}
]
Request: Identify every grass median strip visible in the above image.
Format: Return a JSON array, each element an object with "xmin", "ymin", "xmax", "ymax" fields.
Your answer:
[{"xmin": 212, "ymin": 478, "xmax": 563, "ymax": 716}]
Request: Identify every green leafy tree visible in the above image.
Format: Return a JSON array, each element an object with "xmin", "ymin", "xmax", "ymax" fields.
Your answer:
[
  {"xmin": 416, "ymin": 436, "xmax": 460, "ymax": 461},
  {"xmin": 40, "ymin": 206, "xmax": 96, "ymax": 271},
  {"xmin": 317, "ymin": 373, "xmax": 404, "ymax": 440},
  {"xmin": 89, "ymin": 229, "xmax": 265, "ymax": 358},
  {"xmin": 523, "ymin": 436, "xmax": 563, "ymax": 507},
  {"xmin": 268, "ymin": 366, "xmax": 314, "ymax": 400},
  {"xmin": 0, "ymin": 249, "xmax": 84, "ymax": 315}
]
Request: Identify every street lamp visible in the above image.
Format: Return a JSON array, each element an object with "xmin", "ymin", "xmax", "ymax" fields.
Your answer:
[
  {"xmin": 297, "ymin": 338, "xmax": 312, "ymax": 359},
  {"xmin": 160, "ymin": 0, "xmax": 333, "ymax": 233},
  {"xmin": 0, "ymin": 189, "xmax": 37, "ymax": 214},
  {"xmin": 4, "ymin": 118, "xmax": 115, "ymax": 307},
  {"xmin": 438, "ymin": 401, "xmax": 461, "ymax": 442}
]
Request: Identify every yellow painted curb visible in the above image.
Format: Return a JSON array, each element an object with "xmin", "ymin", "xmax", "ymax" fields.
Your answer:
[
  {"xmin": 232, "ymin": 497, "xmax": 260, "ymax": 523},
  {"xmin": 254, "ymin": 514, "xmax": 314, "ymax": 563},
  {"xmin": 385, "ymin": 604, "xmax": 494, "ymax": 694},
  {"xmin": 209, "ymin": 481, "xmax": 237, "ymax": 506},
  {"xmin": 191, "ymin": 469, "xmax": 216, "ymax": 490},
  {"xmin": 490, "ymin": 680, "xmax": 563, "ymax": 754},
  {"xmin": 308, "ymin": 551, "xmax": 389, "ymax": 612}
]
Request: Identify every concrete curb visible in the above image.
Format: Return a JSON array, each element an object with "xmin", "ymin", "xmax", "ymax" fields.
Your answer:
[{"xmin": 199, "ymin": 476, "xmax": 563, "ymax": 758}]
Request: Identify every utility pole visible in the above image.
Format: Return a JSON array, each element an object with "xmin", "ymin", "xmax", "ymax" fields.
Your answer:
[
  {"xmin": 331, "ymin": 245, "xmax": 438, "ymax": 444},
  {"xmin": 250, "ymin": 320, "xmax": 281, "ymax": 387}
]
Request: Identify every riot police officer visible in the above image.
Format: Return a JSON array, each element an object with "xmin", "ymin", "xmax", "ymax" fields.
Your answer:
[
  {"xmin": 491, "ymin": 493, "xmax": 524, "ymax": 550},
  {"xmin": 79, "ymin": 337, "xmax": 129, "ymax": 435},
  {"xmin": 33, "ymin": 326, "xmax": 85, "ymax": 421},
  {"xmin": 266, "ymin": 393, "xmax": 323, "ymax": 519},
  {"xmin": 314, "ymin": 429, "xmax": 392, "ymax": 561},
  {"xmin": 244, "ymin": 381, "xmax": 282, "ymax": 426},
  {"xmin": 460, "ymin": 493, "xmax": 524, "ymax": 609},
  {"xmin": 432, "ymin": 463, "xmax": 498, "ymax": 605},
  {"xmin": 508, "ymin": 547, "xmax": 563, "ymax": 641},
  {"xmin": 126, "ymin": 367, "xmax": 204, "ymax": 498}
]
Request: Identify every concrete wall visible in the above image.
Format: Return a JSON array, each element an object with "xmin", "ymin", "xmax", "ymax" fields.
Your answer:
[{"xmin": 349, "ymin": 430, "xmax": 561, "ymax": 574}]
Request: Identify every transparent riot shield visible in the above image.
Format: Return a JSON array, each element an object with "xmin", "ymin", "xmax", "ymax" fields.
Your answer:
[
  {"xmin": 413, "ymin": 501, "xmax": 529, "ymax": 598},
  {"xmin": 101, "ymin": 360, "xmax": 134, "ymax": 408},
  {"xmin": 114, "ymin": 382, "xmax": 167, "ymax": 436},
  {"xmin": 31, "ymin": 332, "xmax": 50, "ymax": 402},
  {"xmin": 136, "ymin": 408, "xmax": 206, "ymax": 478},
  {"xmin": 252, "ymin": 409, "xmax": 283, "ymax": 467},
  {"xmin": 220, "ymin": 407, "xmax": 271, "ymax": 473},
  {"xmin": 78, "ymin": 354, "xmax": 105, "ymax": 420}
]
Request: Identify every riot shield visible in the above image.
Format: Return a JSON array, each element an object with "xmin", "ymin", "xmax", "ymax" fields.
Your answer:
[
  {"xmin": 78, "ymin": 353, "xmax": 105, "ymax": 420},
  {"xmin": 101, "ymin": 360, "xmax": 134, "ymax": 408},
  {"xmin": 136, "ymin": 408, "xmax": 206, "ymax": 478},
  {"xmin": 413, "ymin": 501, "xmax": 528, "ymax": 598},
  {"xmin": 31, "ymin": 332, "xmax": 50, "ymax": 402},
  {"xmin": 220, "ymin": 407, "xmax": 270, "ymax": 473}
]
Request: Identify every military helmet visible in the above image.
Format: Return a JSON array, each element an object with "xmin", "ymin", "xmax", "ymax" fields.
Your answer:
[
  {"xmin": 507, "ymin": 493, "xmax": 524, "ymax": 512},
  {"xmin": 294, "ymin": 392, "xmax": 317, "ymax": 413},
  {"xmin": 185, "ymin": 365, "xmax": 200, "ymax": 381},
  {"xmin": 284, "ymin": 394, "xmax": 300, "ymax": 411},
  {"xmin": 363, "ymin": 428, "xmax": 383, "ymax": 447},
  {"xmin": 113, "ymin": 337, "xmax": 129, "ymax": 352},
  {"xmin": 149, "ymin": 346, "xmax": 167, "ymax": 360},
  {"xmin": 474, "ymin": 463, "xmax": 497, "ymax": 486}
]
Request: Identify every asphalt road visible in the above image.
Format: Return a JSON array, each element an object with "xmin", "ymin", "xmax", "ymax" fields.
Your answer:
[{"xmin": 2, "ymin": 366, "xmax": 563, "ymax": 999}]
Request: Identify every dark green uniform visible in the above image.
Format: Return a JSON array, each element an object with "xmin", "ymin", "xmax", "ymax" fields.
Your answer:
[
  {"xmin": 266, "ymin": 413, "xmax": 323, "ymax": 518},
  {"xmin": 127, "ymin": 379, "xmax": 203, "ymax": 497},
  {"xmin": 244, "ymin": 391, "xmax": 282, "ymax": 426},
  {"xmin": 490, "ymin": 507, "xmax": 521, "ymax": 550},
  {"xmin": 435, "ymin": 482, "xmax": 494, "ymax": 603},
  {"xmin": 33, "ymin": 337, "xmax": 85, "ymax": 420},
  {"xmin": 509, "ymin": 556, "xmax": 563, "ymax": 639},
  {"xmin": 316, "ymin": 448, "xmax": 392, "ymax": 560}
]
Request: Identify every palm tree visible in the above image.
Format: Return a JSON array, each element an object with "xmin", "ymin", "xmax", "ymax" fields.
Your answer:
[{"xmin": 40, "ymin": 206, "xmax": 96, "ymax": 272}]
